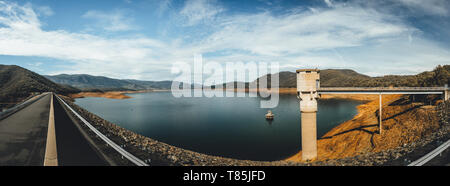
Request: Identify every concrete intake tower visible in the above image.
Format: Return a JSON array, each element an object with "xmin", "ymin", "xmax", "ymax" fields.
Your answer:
[{"xmin": 296, "ymin": 69, "xmax": 320, "ymax": 161}]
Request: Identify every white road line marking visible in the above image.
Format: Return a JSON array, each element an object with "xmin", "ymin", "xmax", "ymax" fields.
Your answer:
[{"xmin": 44, "ymin": 93, "xmax": 58, "ymax": 166}]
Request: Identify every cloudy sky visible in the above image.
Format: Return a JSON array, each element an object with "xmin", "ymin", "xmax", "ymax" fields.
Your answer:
[{"xmin": 0, "ymin": 0, "xmax": 449, "ymax": 81}]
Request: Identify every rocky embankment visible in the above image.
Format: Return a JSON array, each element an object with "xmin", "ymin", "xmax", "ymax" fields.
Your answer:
[
  {"xmin": 58, "ymin": 95, "xmax": 301, "ymax": 166},
  {"xmin": 287, "ymin": 95, "xmax": 449, "ymax": 166},
  {"xmin": 59, "ymin": 94, "xmax": 449, "ymax": 166},
  {"xmin": 319, "ymin": 101, "xmax": 449, "ymax": 166}
]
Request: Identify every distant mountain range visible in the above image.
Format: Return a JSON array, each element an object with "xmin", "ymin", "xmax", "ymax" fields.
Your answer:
[
  {"xmin": 255, "ymin": 65, "xmax": 449, "ymax": 88},
  {"xmin": 44, "ymin": 65, "xmax": 449, "ymax": 91},
  {"xmin": 223, "ymin": 65, "xmax": 449, "ymax": 88},
  {"xmin": 45, "ymin": 68, "xmax": 379, "ymax": 91},
  {"xmin": 44, "ymin": 74, "xmax": 173, "ymax": 91},
  {"xmin": 248, "ymin": 69, "xmax": 372, "ymax": 88},
  {"xmin": 1, "ymin": 64, "xmax": 448, "ymax": 109}
]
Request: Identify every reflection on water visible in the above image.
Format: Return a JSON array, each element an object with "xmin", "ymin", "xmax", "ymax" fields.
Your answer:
[{"xmin": 75, "ymin": 91, "xmax": 362, "ymax": 161}]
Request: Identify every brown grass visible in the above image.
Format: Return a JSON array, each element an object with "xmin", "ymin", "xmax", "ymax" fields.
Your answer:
[
  {"xmin": 69, "ymin": 91, "xmax": 132, "ymax": 99},
  {"xmin": 286, "ymin": 94, "xmax": 441, "ymax": 162}
]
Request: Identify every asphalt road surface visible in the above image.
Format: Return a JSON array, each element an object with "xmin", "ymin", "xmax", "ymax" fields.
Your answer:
[
  {"xmin": 53, "ymin": 95, "xmax": 108, "ymax": 165},
  {"xmin": 0, "ymin": 93, "xmax": 109, "ymax": 166},
  {"xmin": 0, "ymin": 94, "xmax": 50, "ymax": 165}
]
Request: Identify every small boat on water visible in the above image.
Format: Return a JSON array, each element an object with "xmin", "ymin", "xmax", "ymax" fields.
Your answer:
[{"xmin": 265, "ymin": 110, "xmax": 274, "ymax": 120}]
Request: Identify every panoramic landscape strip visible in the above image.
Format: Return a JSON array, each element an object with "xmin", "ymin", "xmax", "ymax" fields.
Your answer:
[
  {"xmin": 1, "ymin": 64, "xmax": 449, "ymax": 166},
  {"xmin": 0, "ymin": 0, "xmax": 449, "ymax": 184}
]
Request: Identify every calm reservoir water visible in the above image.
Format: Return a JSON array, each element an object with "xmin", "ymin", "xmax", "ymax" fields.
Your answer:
[{"xmin": 75, "ymin": 91, "xmax": 362, "ymax": 161}]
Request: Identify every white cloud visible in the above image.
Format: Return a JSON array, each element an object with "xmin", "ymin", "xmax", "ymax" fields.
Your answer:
[
  {"xmin": 0, "ymin": 0, "xmax": 448, "ymax": 81},
  {"xmin": 0, "ymin": 1, "xmax": 41, "ymax": 29},
  {"xmin": 82, "ymin": 9, "xmax": 138, "ymax": 32},
  {"xmin": 0, "ymin": 1, "xmax": 170, "ymax": 79},
  {"xmin": 180, "ymin": 0, "xmax": 224, "ymax": 26},
  {"xmin": 394, "ymin": 0, "xmax": 450, "ymax": 16},
  {"xmin": 324, "ymin": 0, "xmax": 334, "ymax": 7},
  {"xmin": 194, "ymin": 6, "xmax": 411, "ymax": 56},
  {"xmin": 36, "ymin": 5, "xmax": 53, "ymax": 16}
]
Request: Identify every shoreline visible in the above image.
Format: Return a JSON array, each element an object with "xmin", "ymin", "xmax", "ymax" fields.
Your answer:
[
  {"xmin": 58, "ymin": 94, "xmax": 298, "ymax": 166},
  {"xmin": 68, "ymin": 89, "xmax": 170, "ymax": 100},
  {"xmin": 58, "ymin": 92, "xmax": 449, "ymax": 165},
  {"xmin": 67, "ymin": 88, "xmax": 446, "ymax": 165},
  {"xmin": 285, "ymin": 94, "xmax": 444, "ymax": 162},
  {"xmin": 285, "ymin": 94, "xmax": 402, "ymax": 162},
  {"xmin": 69, "ymin": 88, "xmax": 378, "ymax": 102}
]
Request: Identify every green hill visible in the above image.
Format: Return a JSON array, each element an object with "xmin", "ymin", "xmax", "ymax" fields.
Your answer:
[
  {"xmin": 251, "ymin": 68, "xmax": 371, "ymax": 88},
  {"xmin": 253, "ymin": 65, "xmax": 449, "ymax": 88},
  {"xmin": 0, "ymin": 65, "xmax": 79, "ymax": 108},
  {"xmin": 45, "ymin": 74, "xmax": 173, "ymax": 91},
  {"xmin": 2, "ymin": 64, "xmax": 447, "ymax": 110}
]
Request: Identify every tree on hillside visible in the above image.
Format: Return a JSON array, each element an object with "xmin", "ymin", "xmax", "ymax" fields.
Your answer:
[{"xmin": 431, "ymin": 65, "xmax": 450, "ymax": 86}]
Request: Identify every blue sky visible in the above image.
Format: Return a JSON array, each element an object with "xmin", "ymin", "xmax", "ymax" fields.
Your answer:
[{"xmin": 0, "ymin": 0, "xmax": 449, "ymax": 81}]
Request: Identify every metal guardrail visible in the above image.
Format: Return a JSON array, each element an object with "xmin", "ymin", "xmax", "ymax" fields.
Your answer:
[
  {"xmin": 0, "ymin": 93, "xmax": 49, "ymax": 121},
  {"xmin": 318, "ymin": 87, "xmax": 448, "ymax": 95},
  {"xmin": 319, "ymin": 92, "xmax": 444, "ymax": 95},
  {"xmin": 55, "ymin": 94, "xmax": 149, "ymax": 166},
  {"xmin": 408, "ymin": 139, "xmax": 450, "ymax": 166}
]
